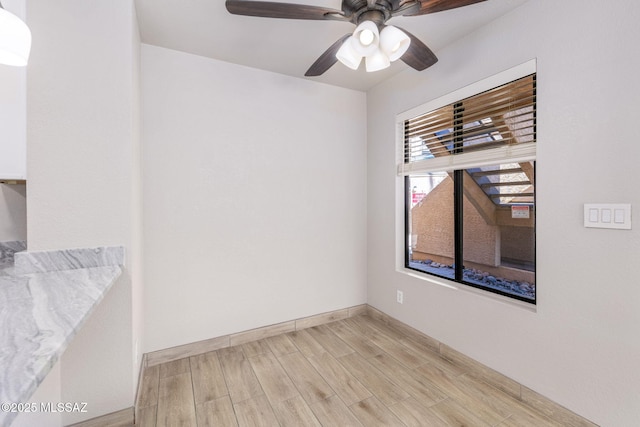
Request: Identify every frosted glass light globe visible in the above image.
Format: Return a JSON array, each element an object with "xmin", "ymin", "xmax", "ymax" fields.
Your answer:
[
  {"xmin": 365, "ymin": 47, "xmax": 390, "ymax": 72},
  {"xmin": 336, "ymin": 37, "xmax": 363, "ymax": 70},
  {"xmin": 351, "ymin": 21, "xmax": 380, "ymax": 57},
  {"xmin": 380, "ymin": 26, "xmax": 411, "ymax": 62}
]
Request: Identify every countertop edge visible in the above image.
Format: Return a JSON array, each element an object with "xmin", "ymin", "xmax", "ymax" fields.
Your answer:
[
  {"xmin": 0, "ymin": 251, "xmax": 124, "ymax": 427},
  {"xmin": 14, "ymin": 246, "xmax": 125, "ymax": 275}
]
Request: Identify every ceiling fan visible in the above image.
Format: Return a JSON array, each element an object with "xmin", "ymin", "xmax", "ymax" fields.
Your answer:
[{"xmin": 225, "ymin": 0, "xmax": 487, "ymax": 76}]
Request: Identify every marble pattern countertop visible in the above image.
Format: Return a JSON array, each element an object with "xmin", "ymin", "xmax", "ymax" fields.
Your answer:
[{"xmin": 0, "ymin": 243, "xmax": 123, "ymax": 427}]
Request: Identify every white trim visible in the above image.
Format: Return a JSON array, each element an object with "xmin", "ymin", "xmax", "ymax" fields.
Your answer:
[
  {"xmin": 398, "ymin": 143, "xmax": 536, "ymax": 175},
  {"xmin": 399, "ymin": 267, "xmax": 537, "ymax": 312}
]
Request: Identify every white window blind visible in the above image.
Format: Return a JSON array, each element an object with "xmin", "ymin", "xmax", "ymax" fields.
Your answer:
[{"xmin": 398, "ymin": 73, "xmax": 536, "ymax": 175}]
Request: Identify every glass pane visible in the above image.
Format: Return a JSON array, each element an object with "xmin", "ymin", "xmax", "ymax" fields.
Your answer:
[
  {"xmin": 468, "ymin": 162, "xmax": 534, "ymax": 206},
  {"xmin": 406, "ymin": 173, "xmax": 455, "ymax": 280},
  {"xmin": 462, "ymin": 163, "xmax": 535, "ymax": 301}
]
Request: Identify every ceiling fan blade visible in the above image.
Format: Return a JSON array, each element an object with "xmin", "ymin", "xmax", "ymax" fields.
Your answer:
[
  {"xmin": 305, "ymin": 34, "xmax": 352, "ymax": 77},
  {"xmin": 390, "ymin": 0, "xmax": 421, "ymax": 17},
  {"xmin": 398, "ymin": 27, "xmax": 438, "ymax": 71},
  {"xmin": 405, "ymin": 0, "xmax": 487, "ymax": 16},
  {"xmin": 226, "ymin": 0, "xmax": 346, "ymax": 21}
]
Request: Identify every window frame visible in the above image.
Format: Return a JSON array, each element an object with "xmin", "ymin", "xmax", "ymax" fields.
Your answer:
[{"xmin": 395, "ymin": 60, "xmax": 537, "ymax": 306}]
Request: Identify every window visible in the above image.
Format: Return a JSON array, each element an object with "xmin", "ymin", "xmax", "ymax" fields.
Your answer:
[{"xmin": 398, "ymin": 64, "xmax": 536, "ymax": 303}]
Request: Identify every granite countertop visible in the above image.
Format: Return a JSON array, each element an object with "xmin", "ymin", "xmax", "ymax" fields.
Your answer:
[{"xmin": 0, "ymin": 243, "xmax": 123, "ymax": 427}]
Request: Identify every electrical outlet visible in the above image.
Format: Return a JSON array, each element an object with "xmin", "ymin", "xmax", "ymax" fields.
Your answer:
[{"xmin": 396, "ymin": 290, "xmax": 404, "ymax": 304}]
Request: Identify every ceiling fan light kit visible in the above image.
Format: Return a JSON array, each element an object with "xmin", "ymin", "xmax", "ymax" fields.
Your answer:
[
  {"xmin": 225, "ymin": 0, "xmax": 487, "ymax": 76},
  {"xmin": 0, "ymin": 1, "xmax": 31, "ymax": 67},
  {"xmin": 338, "ymin": 21, "xmax": 407, "ymax": 72}
]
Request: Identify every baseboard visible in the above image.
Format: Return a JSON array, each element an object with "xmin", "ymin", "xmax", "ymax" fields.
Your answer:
[
  {"xmin": 144, "ymin": 304, "xmax": 368, "ymax": 366},
  {"xmin": 65, "ymin": 407, "xmax": 133, "ymax": 427},
  {"xmin": 365, "ymin": 306, "xmax": 598, "ymax": 427}
]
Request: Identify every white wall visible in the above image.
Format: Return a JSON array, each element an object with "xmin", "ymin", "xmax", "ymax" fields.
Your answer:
[
  {"xmin": 0, "ymin": 183, "xmax": 26, "ymax": 241},
  {"xmin": 0, "ymin": 0, "xmax": 27, "ymax": 243},
  {"xmin": 142, "ymin": 44, "xmax": 367, "ymax": 352},
  {"xmin": 0, "ymin": 0, "xmax": 27, "ymax": 181},
  {"xmin": 367, "ymin": 1, "xmax": 640, "ymax": 426},
  {"xmin": 26, "ymin": 0, "xmax": 141, "ymax": 424}
]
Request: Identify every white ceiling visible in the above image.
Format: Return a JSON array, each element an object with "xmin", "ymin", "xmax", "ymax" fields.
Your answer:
[{"xmin": 135, "ymin": 0, "xmax": 528, "ymax": 91}]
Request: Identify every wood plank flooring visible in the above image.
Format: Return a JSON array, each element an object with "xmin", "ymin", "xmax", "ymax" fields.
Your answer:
[{"xmin": 136, "ymin": 315, "xmax": 577, "ymax": 426}]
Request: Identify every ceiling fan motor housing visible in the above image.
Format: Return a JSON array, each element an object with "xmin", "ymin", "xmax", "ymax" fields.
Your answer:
[{"xmin": 347, "ymin": 0, "xmax": 397, "ymax": 26}]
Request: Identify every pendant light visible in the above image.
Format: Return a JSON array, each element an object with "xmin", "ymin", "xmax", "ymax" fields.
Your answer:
[{"xmin": 0, "ymin": 1, "xmax": 31, "ymax": 66}]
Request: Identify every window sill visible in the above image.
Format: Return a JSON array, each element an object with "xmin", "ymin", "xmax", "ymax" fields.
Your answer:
[{"xmin": 398, "ymin": 267, "xmax": 537, "ymax": 313}]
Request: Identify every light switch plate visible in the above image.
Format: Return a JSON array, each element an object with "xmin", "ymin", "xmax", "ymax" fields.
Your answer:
[{"xmin": 584, "ymin": 203, "xmax": 632, "ymax": 229}]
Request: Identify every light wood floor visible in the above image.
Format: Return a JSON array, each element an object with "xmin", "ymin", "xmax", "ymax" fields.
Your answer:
[{"xmin": 136, "ymin": 315, "xmax": 573, "ymax": 426}]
